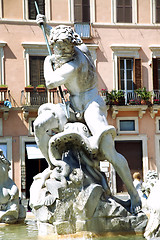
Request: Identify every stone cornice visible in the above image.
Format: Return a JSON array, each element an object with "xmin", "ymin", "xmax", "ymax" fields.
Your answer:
[
  {"xmin": 111, "ymin": 105, "xmax": 148, "ymax": 119},
  {"xmin": 110, "ymin": 44, "xmax": 141, "ymax": 52}
]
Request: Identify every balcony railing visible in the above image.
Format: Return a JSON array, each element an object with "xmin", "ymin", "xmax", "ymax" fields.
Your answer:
[
  {"xmin": 21, "ymin": 88, "xmax": 69, "ymax": 106},
  {"xmin": 100, "ymin": 89, "xmax": 155, "ymax": 106},
  {"xmin": 21, "ymin": 88, "xmax": 160, "ymax": 108}
]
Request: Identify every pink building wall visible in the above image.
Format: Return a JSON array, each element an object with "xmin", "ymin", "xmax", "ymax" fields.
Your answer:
[{"xmin": 0, "ymin": 0, "xmax": 160, "ymax": 194}]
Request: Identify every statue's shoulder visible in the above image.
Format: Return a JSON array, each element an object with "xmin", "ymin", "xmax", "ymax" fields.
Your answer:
[
  {"xmin": 76, "ymin": 44, "xmax": 94, "ymax": 67},
  {"xmin": 74, "ymin": 45, "xmax": 90, "ymax": 62},
  {"xmin": 77, "ymin": 43, "xmax": 89, "ymax": 54}
]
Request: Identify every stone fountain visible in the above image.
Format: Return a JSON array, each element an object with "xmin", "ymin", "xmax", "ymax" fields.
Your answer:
[{"xmin": 29, "ymin": 17, "xmax": 148, "ymax": 236}]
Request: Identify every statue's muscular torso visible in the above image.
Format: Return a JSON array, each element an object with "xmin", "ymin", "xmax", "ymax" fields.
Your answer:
[{"xmin": 62, "ymin": 47, "xmax": 98, "ymax": 112}]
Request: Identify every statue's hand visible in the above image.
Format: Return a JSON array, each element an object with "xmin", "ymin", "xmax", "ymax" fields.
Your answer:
[{"xmin": 36, "ymin": 14, "xmax": 46, "ymax": 26}]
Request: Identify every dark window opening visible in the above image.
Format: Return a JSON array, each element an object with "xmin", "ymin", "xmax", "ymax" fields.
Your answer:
[
  {"xmin": 156, "ymin": 0, "xmax": 160, "ymax": 23},
  {"xmin": 25, "ymin": 143, "xmax": 48, "ymax": 198},
  {"xmin": 74, "ymin": 0, "xmax": 90, "ymax": 23},
  {"xmin": 29, "ymin": 56, "xmax": 47, "ymax": 105},
  {"xmin": 28, "ymin": 0, "xmax": 45, "ymax": 20},
  {"xmin": 153, "ymin": 58, "xmax": 160, "ymax": 90},
  {"xmin": 115, "ymin": 140, "xmax": 143, "ymax": 193},
  {"xmin": 120, "ymin": 120, "xmax": 135, "ymax": 131},
  {"xmin": 116, "ymin": 0, "xmax": 132, "ymax": 23}
]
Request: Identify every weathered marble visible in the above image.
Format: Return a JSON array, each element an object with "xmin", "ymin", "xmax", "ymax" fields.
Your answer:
[
  {"xmin": 143, "ymin": 172, "xmax": 160, "ymax": 240},
  {"xmin": 0, "ymin": 149, "xmax": 26, "ymax": 223},
  {"xmin": 30, "ymin": 14, "xmax": 147, "ymax": 235}
]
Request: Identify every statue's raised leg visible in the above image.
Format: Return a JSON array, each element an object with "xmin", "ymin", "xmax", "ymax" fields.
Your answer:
[{"xmin": 99, "ymin": 133, "xmax": 142, "ymax": 214}]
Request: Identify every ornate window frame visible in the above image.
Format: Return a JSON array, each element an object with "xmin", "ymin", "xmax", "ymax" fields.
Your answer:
[
  {"xmin": 111, "ymin": 0, "xmax": 137, "ymax": 24},
  {"xmin": 69, "ymin": 0, "xmax": 95, "ymax": 23},
  {"xmin": 150, "ymin": 0, "xmax": 160, "ymax": 24},
  {"xmin": 149, "ymin": 45, "xmax": 160, "ymax": 58},
  {"xmin": 116, "ymin": 117, "xmax": 139, "ymax": 134},
  {"xmin": 110, "ymin": 44, "xmax": 141, "ymax": 90},
  {"xmin": 22, "ymin": 42, "xmax": 48, "ymax": 86},
  {"xmin": 23, "ymin": 0, "xmax": 50, "ymax": 21}
]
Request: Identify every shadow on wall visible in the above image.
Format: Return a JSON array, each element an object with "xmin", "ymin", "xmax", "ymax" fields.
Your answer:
[{"xmin": 4, "ymin": 45, "xmax": 17, "ymax": 60}]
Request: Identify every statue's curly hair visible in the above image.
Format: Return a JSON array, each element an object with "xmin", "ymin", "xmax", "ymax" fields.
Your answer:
[{"xmin": 50, "ymin": 25, "xmax": 83, "ymax": 46}]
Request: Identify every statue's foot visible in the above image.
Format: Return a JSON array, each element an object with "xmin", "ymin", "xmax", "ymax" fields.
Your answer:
[{"xmin": 130, "ymin": 194, "xmax": 142, "ymax": 215}]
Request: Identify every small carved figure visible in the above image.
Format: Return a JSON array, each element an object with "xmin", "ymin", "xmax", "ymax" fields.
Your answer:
[{"xmin": 0, "ymin": 149, "xmax": 25, "ymax": 223}]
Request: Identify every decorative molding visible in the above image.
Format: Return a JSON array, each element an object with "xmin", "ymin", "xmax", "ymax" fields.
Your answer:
[
  {"xmin": 149, "ymin": 45, "xmax": 160, "ymax": 58},
  {"xmin": 116, "ymin": 116, "xmax": 139, "ymax": 134},
  {"xmin": 22, "ymin": 106, "xmax": 38, "ymax": 121},
  {"xmin": 149, "ymin": 106, "xmax": 160, "ymax": 118},
  {"xmin": 111, "ymin": 107, "xmax": 119, "ymax": 119},
  {"xmin": 111, "ymin": 105, "xmax": 148, "ymax": 119},
  {"xmin": 22, "ymin": 42, "xmax": 50, "ymax": 55},
  {"xmin": 111, "ymin": 44, "xmax": 141, "ymax": 90},
  {"xmin": 111, "ymin": 0, "xmax": 137, "ymax": 24},
  {"xmin": 111, "ymin": 44, "xmax": 141, "ymax": 53}
]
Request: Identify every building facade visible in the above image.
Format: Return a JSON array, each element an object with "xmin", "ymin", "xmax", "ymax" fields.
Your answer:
[{"xmin": 1, "ymin": 0, "xmax": 160, "ymax": 198}]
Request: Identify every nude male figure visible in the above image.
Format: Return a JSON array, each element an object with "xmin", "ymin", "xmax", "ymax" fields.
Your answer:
[{"xmin": 34, "ymin": 15, "xmax": 141, "ymax": 214}]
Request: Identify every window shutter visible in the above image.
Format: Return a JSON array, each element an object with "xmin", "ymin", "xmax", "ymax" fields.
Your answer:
[
  {"xmin": 117, "ymin": 57, "xmax": 121, "ymax": 89},
  {"xmin": 28, "ymin": 0, "xmax": 45, "ymax": 20},
  {"xmin": 83, "ymin": 0, "xmax": 90, "ymax": 22},
  {"xmin": 134, "ymin": 58, "xmax": 142, "ymax": 89},
  {"xmin": 156, "ymin": 0, "xmax": 160, "ymax": 23},
  {"xmin": 74, "ymin": 0, "xmax": 83, "ymax": 22},
  {"xmin": 29, "ymin": 56, "xmax": 45, "ymax": 86},
  {"xmin": 153, "ymin": 58, "xmax": 159, "ymax": 90},
  {"xmin": 117, "ymin": 0, "xmax": 132, "ymax": 23},
  {"xmin": 29, "ymin": 56, "xmax": 47, "ymax": 105}
]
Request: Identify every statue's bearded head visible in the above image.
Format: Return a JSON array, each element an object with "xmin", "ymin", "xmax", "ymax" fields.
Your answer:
[
  {"xmin": 50, "ymin": 25, "xmax": 82, "ymax": 46},
  {"xmin": 50, "ymin": 25, "xmax": 83, "ymax": 67}
]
